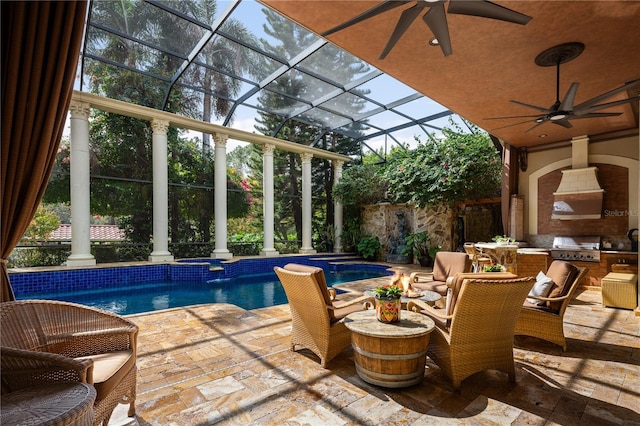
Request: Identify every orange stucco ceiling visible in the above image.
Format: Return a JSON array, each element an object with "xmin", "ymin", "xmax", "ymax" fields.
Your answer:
[{"xmin": 259, "ymin": 1, "xmax": 640, "ymax": 148}]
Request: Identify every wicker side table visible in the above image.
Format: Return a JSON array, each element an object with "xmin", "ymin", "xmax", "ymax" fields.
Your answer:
[{"xmin": 0, "ymin": 383, "xmax": 96, "ymax": 426}]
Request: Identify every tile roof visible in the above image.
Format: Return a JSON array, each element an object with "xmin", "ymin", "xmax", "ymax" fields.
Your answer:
[{"xmin": 49, "ymin": 224, "xmax": 126, "ymax": 241}]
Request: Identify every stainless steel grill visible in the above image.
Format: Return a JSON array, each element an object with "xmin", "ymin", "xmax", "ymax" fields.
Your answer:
[{"xmin": 550, "ymin": 236, "xmax": 601, "ymax": 262}]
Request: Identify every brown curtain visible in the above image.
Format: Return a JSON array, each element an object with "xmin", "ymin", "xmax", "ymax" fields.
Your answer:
[{"xmin": 1, "ymin": 1, "xmax": 88, "ymax": 302}]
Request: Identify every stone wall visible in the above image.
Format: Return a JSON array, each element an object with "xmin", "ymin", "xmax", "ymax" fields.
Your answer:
[{"xmin": 362, "ymin": 202, "xmax": 456, "ymax": 263}]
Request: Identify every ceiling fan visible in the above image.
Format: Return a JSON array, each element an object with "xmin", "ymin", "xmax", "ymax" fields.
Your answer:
[
  {"xmin": 321, "ymin": 0, "xmax": 532, "ymax": 59},
  {"xmin": 485, "ymin": 42, "xmax": 640, "ymax": 133}
]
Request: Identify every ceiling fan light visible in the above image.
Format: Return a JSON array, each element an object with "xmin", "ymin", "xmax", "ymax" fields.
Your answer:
[
  {"xmin": 550, "ymin": 113, "xmax": 568, "ymax": 121},
  {"xmin": 428, "ymin": 37, "xmax": 439, "ymax": 46}
]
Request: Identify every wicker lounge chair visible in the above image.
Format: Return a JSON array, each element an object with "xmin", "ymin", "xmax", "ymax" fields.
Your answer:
[
  {"xmin": 515, "ymin": 262, "xmax": 587, "ymax": 351},
  {"xmin": 1, "ymin": 300, "xmax": 138, "ymax": 426},
  {"xmin": 409, "ymin": 251, "xmax": 472, "ymax": 297},
  {"xmin": 274, "ymin": 263, "xmax": 374, "ymax": 367},
  {"xmin": 408, "ymin": 275, "xmax": 535, "ymax": 389}
]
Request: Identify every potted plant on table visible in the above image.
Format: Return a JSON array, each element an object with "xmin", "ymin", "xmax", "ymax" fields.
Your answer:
[
  {"xmin": 402, "ymin": 231, "xmax": 442, "ymax": 267},
  {"xmin": 372, "ymin": 283, "xmax": 403, "ymax": 323}
]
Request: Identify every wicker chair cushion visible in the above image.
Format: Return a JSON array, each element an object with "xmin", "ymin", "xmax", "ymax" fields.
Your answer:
[
  {"xmin": 545, "ymin": 261, "xmax": 578, "ymax": 312},
  {"xmin": 283, "ymin": 264, "xmax": 334, "ymax": 319},
  {"xmin": 75, "ymin": 350, "xmax": 135, "ymax": 400},
  {"xmin": 526, "ymin": 271, "xmax": 555, "ymax": 305},
  {"xmin": 432, "ymin": 252, "xmax": 471, "ymax": 282},
  {"xmin": 412, "ymin": 280, "xmax": 448, "ymax": 295}
]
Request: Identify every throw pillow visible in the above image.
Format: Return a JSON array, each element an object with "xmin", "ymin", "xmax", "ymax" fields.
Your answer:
[{"xmin": 526, "ymin": 271, "xmax": 554, "ymax": 305}]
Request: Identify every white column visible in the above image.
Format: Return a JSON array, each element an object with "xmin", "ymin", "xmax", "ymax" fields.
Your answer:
[
  {"xmin": 149, "ymin": 119, "xmax": 173, "ymax": 262},
  {"xmin": 299, "ymin": 152, "xmax": 316, "ymax": 254},
  {"xmin": 333, "ymin": 160, "xmax": 344, "ymax": 253},
  {"xmin": 211, "ymin": 134, "xmax": 232, "ymax": 259},
  {"xmin": 67, "ymin": 101, "xmax": 96, "ymax": 266},
  {"xmin": 260, "ymin": 144, "xmax": 279, "ymax": 256}
]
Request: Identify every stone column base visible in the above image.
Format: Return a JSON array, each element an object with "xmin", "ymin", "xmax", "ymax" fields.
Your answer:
[
  {"xmin": 66, "ymin": 255, "xmax": 96, "ymax": 267},
  {"xmin": 211, "ymin": 250, "xmax": 233, "ymax": 259},
  {"xmin": 260, "ymin": 249, "xmax": 280, "ymax": 257},
  {"xmin": 149, "ymin": 252, "xmax": 174, "ymax": 262}
]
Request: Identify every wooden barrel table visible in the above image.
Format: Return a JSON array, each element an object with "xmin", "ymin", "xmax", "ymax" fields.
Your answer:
[{"xmin": 344, "ymin": 310, "xmax": 435, "ymax": 388}]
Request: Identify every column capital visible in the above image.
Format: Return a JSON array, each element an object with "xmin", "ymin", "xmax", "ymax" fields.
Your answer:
[
  {"xmin": 262, "ymin": 143, "xmax": 276, "ymax": 155},
  {"xmin": 69, "ymin": 101, "xmax": 91, "ymax": 120},
  {"xmin": 214, "ymin": 133, "xmax": 228, "ymax": 147},
  {"xmin": 151, "ymin": 118, "xmax": 169, "ymax": 134},
  {"xmin": 300, "ymin": 152, "xmax": 313, "ymax": 163}
]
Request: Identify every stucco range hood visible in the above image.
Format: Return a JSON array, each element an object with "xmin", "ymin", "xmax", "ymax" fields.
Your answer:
[{"xmin": 552, "ymin": 166, "xmax": 604, "ymax": 220}]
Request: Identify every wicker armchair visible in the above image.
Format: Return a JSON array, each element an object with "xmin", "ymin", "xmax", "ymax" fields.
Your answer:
[
  {"xmin": 274, "ymin": 264, "xmax": 373, "ymax": 367},
  {"xmin": 408, "ymin": 276, "xmax": 535, "ymax": 389},
  {"xmin": 515, "ymin": 263, "xmax": 588, "ymax": 351},
  {"xmin": 1, "ymin": 300, "xmax": 138, "ymax": 426},
  {"xmin": 409, "ymin": 251, "xmax": 472, "ymax": 296}
]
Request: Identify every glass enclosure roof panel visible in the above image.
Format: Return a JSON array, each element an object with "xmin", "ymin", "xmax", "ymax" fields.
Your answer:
[
  {"xmin": 354, "ymin": 74, "xmax": 418, "ymax": 105},
  {"xmin": 298, "ymin": 107, "xmax": 348, "ymax": 128},
  {"xmin": 85, "ymin": 27, "xmax": 183, "ymax": 79},
  {"xmin": 393, "ymin": 96, "xmax": 448, "ymax": 118},
  {"xmin": 192, "ymin": 34, "xmax": 283, "ymax": 82},
  {"xmin": 318, "ymin": 92, "xmax": 381, "ymax": 121},
  {"xmin": 223, "ymin": 0, "xmax": 322, "ymax": 60},
  {"xmin": 296, "ymin": 44, "xmax": 373, "ymax": 88},
  {"xmin": 80, "ymin": 0, "xmax": 464, "ymax": 155},
  {"xmin": 364, "ymin": 110, "xmax": 412, "ymax": 130},
  {"xmin": 242, "ymin": 90, "xmax": 310, "ymax": 116},
  {"xmin": 154, "ymin": 0, "xmax": 232, "ymax": 25},
  {"xmin": 90, "ymin": 0, "xmax": 207, "ymax": 55},
  {"xmin": 266, "ymin": 68, "xmax": 338, "ymax": 103}
]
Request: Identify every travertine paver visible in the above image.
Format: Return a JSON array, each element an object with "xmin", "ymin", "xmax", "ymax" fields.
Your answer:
[{"xmin": 109, "ymin": 287, "xmax": 640, "ymax": 426}]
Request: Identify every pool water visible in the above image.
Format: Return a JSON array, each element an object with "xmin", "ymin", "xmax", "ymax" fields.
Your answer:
[{"xmin": 29, "ymin": 269, "xmax": 387, "ymax": 315}]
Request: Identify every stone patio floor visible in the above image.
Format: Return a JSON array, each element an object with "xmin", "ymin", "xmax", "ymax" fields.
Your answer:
[{"xmin": 110, "ymin": 277, "xmax": 640, "ymax": 425}]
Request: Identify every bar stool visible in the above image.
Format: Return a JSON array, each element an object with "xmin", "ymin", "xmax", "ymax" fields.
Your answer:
[{"xmin": 464, "ymin": 242, "xmax": 492, "ymax": 272}]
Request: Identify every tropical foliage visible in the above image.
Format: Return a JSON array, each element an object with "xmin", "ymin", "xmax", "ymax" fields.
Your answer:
[{"xmin": 383, "ymin": 122, "xmax": 501, "ymax": 207}]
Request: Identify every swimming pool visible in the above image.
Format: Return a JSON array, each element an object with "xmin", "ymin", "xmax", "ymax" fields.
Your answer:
[
  {"xmin": 22, "ymin": 269, "xmax": 387, "ymax": 315},
  {"xmin": 10, "ymin": 255, "xmax": 391, "ymax": 315}
]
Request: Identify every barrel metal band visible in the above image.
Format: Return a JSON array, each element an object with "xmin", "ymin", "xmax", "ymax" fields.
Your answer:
[
  {"xmin": 354, "ymin": 364, "xmax": 424, "ymax": 388},
  {"xmin": 352, "ymin": 345, "xmax": 428, "ymax": 360}
]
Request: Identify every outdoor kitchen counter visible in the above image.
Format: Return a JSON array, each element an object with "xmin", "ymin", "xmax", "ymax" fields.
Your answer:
[{"xmin": 516, "ymin": 250, "xmax": 552, "ymax": 279}]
